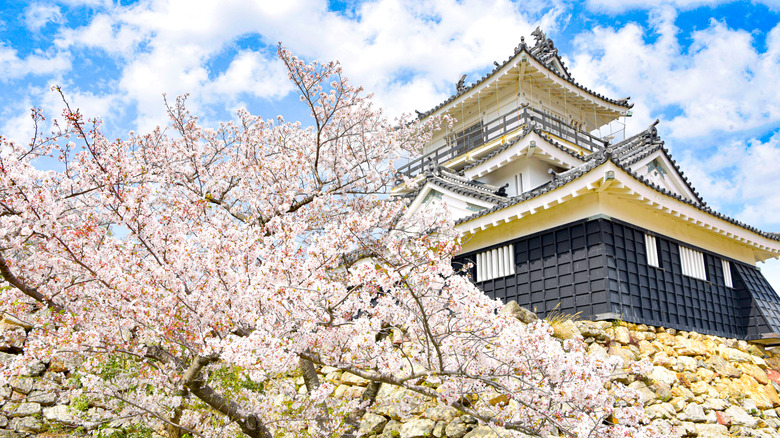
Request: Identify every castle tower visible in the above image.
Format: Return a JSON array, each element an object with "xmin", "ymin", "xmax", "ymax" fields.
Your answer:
[{"xmin": 396, "ymin": 29, "xmax": 780, "ymax": 343}]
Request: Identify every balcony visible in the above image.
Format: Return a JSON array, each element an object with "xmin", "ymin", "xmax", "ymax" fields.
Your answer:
[{"xmin": 398, "ymin": 105, "xmax": 608, "ymax": 177}]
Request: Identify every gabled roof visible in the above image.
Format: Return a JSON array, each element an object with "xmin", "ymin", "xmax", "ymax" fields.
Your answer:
[
  {"xmin": 406, "ymin": 167, "xmax": 508, "ymax": 205},
  {"xmin": 461, "ymin": 126, "xmax": 585, "ymax": 176},
  {"xmin": 453, "ymin": 126, "xmax": 780, "ymax": 246},
  {"xmin": 417, "ymin": 28, "xmax": 632, "ymax": 120},
  {"xmin": 591, "ymin": 121, "xmax": 705, "ymax": 205}
]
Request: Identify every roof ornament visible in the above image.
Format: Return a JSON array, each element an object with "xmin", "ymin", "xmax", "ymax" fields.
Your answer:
[
  {"xmin": 426, "ymin": 156, "xmax": 440, "ymax": 175},
  {"xmin": 532, "ymin": 27, "xmax": 546, "ymax": 47},
  {"xmin": 456, "ymin": 74, "xmax": 467, "ymax": 93},
  {"xmin": 644, "ymin": 119, "xmax": 660, "ymax": 141},
  {"xmin": 495, "ymin": 183, "xmax": 509, "ymax": 197},
  {"xmin": 514, "ymin": 36, "xmax": 526, "ymax": 54},
  {"xmin": 415, "ymin": 110, "xmax": 424, "ymax": 120},
  {"xmin": 531, "ymin": 27, "xmax": 558, "ymax": 57}
]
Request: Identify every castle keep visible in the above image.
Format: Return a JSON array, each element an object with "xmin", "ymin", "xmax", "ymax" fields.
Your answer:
[{"xmin": 394, "ymin": 29, "xmax": 780, "ymax": 343}]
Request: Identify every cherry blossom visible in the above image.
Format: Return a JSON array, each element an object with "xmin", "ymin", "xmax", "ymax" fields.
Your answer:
[{"xmin": 0, "ymin": 47, "xmax": 657, "ymax": 438}]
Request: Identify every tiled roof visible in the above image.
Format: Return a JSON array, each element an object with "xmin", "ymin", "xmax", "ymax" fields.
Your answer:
[
  {"xmin": 417, "ymin": 34, "xmax": 632, "ymax": 120},
  {"xmin": 602, "ymin": 122, "xmax": 705, "ymax": 205},
  {"xmin": 406, "ymin": 167, "xmax": 508, "ymax": 205},
  {"xmin": 454, "ymin": 130, "xmax": 780, "ymax": 243}
]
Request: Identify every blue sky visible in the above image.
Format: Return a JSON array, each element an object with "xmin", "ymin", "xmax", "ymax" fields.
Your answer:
[{"xmin": 3, "ymin": 0, "xmax": 780, "ymax": 287}]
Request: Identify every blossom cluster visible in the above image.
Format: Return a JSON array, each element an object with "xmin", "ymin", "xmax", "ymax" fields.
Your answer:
[{"xmin": 0, "ymin": 48, "xmax": 657, "ymax": 437}]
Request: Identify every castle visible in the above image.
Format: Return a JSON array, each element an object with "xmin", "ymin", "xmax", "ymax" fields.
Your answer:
[{"xmin": 394, "ymin": 28, "xmax": 780, "ymax": 343}]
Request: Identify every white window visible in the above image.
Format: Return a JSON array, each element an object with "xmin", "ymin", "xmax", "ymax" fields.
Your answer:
[
  {"xmin": 644, "ymin": 234, "xmax": 659, "ymax": 268},
  {"xmin": 476, "ymin": 244, "xmax": 515, "ymax": 281},
  {"xmin": 514, "ymin": 173, "xmax": 524, "ymax": 196},
  {"xmin": 722, "ymin": 260, "xmax": 733, "ymax": 288},
  {"xmin": 679, "ymin": 246, "xmax": 706, "ymax": 280}
]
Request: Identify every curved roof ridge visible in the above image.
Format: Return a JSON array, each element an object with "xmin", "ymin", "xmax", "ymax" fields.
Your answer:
[
  {"xmin": 416, "ymin": 33, "xmax": 632, "ymax": 120},
  {"xmin": 427, "ymin": 174, "xmax": 506, "ymax": 204}
]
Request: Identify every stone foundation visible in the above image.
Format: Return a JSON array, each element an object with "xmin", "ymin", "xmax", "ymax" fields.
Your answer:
[{"xmin": 3, "ymin": 309, "xmax": 780, "ymax": 437}]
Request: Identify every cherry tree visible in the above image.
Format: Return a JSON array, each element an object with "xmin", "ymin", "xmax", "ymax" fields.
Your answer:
[{"xmin": 0, "ymin": 47, "xmax": 655, "ymax": 438}]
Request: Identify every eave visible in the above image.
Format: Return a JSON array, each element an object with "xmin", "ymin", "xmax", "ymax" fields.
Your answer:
[
  {"xmin": 456, "ymin": 161, "xmax": 780, "ymax": 262},
  {"xmin": 417, "ymin": 44, "xmax": 632, "ymax": 123},
  {"xmin": 462, "ymin": 129, "xmax": 586, "ymax": 180}
]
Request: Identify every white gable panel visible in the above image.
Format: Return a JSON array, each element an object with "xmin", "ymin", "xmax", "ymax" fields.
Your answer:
[
  {"xmin": 629, "ymin": 150, "xmax": 699, "ymax": 202},
  {"xmin": 406, "ymin": 183, "xmax": 493, "ymax": 222}
]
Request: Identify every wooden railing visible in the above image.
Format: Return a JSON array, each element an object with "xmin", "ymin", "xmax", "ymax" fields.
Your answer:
[{"xmin": 398, "ymin": 106, "xmax": 607, "ymax": 177}]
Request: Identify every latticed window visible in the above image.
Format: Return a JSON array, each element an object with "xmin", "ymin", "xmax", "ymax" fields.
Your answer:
[
  {"xmin": 722, "ymin": 260, "xmax": 733, "ymax": 288},
  {"xmin": 476, "ymin": 244, "xmax": 515, "ymax": 282},
  {"xmin": 644, "ymin": 234, "xmax": 660, "ymax": 268},
  {"xmin": 679, "ymin": 246, "xmax": 706, "ymax": 280}
]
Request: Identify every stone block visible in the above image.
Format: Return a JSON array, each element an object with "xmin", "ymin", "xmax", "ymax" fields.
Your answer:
[
  {"xmin": 399, "ymin": 419, "xmax": 435, "ymax": 438},
  {"xmin": 358, "ymin": 413, "xmax": 388, "ymax": 436},
  {"xmin": 0, "ymin": 315, "xmax": 32, "ymax": 330},
  {"xmin": 679, "ymin": 403, "xmax": 706, "ymax": 422},
  {"xmin": 718, "ymin": 346, "xmax": 753, "ymax": 363},
  {"xmin": 425, "ymin": 405, "xmax": 458, "ymax": 422},
  {"xmin": 647, "ymin": 366, "xmax": 677, "ymax": 386},
  {"xmin": 739, "ymin": 363, "xmax": 769, "ymax": 385},
  {"xmin": 43, "ymin": 405, "xmax": 78, "ymax": 425},
  {"xmin": 499, "ymin": 301, "xmax": 537, "ymax": 324},
  {"xmin": 724, "ymin": 406, "xmax": 759, "ymax": 428},
  {"xmin": 9, "ymin": 402, "xmax": 41, "ymax": 418},
  {"xmin": 645, "ymin": 402, "xmax": 675, "ymax": 419},
  {"xmin": 9, "ymin": 416, "xmax": 43, "ymax": 433},
  {"xmin": 382, "ymin": 419, "xmax": 402, "ymax": 438},
  {"xmin": 694, "ymin": 423, "xmax": 730, "ymax": 438},
  {"xmin": 341, "ymin": 372, "xmax": 370, "ymax": 386},
  {"xmin": 445, "ymin": 416, "xmax": 476, "ymax": 438},
  {"xmin": 707, "ymin": 355, "xmax": 742, "ymax": 378},
  {"xmin": 8, "ymin": 377, "xmax": 33, "ymax": 395}
]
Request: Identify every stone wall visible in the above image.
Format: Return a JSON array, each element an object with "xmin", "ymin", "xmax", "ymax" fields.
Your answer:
[{"xmin": 2, "ymin": 308, "xmax": 780, "ymax": 438}]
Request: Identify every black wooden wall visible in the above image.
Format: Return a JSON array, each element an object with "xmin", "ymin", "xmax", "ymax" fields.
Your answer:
[{"xmin": 454, "ymin": 217, "xmax": 780, "ymax": 340}]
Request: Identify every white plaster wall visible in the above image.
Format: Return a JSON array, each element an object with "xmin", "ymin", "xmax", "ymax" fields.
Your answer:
[{"xmin": 478, "ymin": 157, "xmax": 563, "ymax": 196}]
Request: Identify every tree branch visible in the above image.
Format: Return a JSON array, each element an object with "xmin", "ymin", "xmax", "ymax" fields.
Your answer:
[{"xmin": 182, "ymin": 355, "xmax": 273, "ymax": 438}]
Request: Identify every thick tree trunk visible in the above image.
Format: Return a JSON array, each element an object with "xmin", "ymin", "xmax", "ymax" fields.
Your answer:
[
  {"xmin": 299, "ymin": 355, "xmax": 332, "ymax": 434},
  {"xmin": 182, "ymin": 355, "xmax": 273, "ymax": 438}
]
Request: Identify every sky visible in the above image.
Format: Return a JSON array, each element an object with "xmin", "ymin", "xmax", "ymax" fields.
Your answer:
[{"xmin": 2, "ymin": 0, "xmax": 780, "ymax": 289}]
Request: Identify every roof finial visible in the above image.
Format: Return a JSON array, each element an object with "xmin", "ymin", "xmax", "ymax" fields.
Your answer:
[
  {"xmin": 515, "ymin": 36, "xmax": 526, "ymax": 54},
  {"xmin": 645, "ymin": 119, "xmax": 660, "ymax": 141},
  {"xmin": 531, "ymin": 27, "xmax": 546, "ymax": 47},
  {"xmin": 426, "ymin": 156, "xmax": 440, "ymax": 175},
  {"xmin": 456, "ymin": 74, "xmax": 467, "ymax": 93}
]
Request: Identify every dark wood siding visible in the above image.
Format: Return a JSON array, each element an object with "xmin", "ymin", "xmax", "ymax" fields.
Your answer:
[
  {"xmin": 600, "ymin": 220, "xmax": 748, "ymax": 339},
  {"xmin": 454, "ymin": 217, "xmax": 780, "ymax": 340},
  {"xmin": 454, "ymin": 219, "xmax": 611, "ymax": 320}
]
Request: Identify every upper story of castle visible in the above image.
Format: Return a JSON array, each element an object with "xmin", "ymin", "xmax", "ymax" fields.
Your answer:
[{"xmin": 398, "ymin": 28, "xmax": 632, "ymax": 178}]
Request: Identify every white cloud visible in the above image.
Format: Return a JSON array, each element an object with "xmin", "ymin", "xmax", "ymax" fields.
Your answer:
[
  {"xmin": 678, "ymin": 132, "xmax": 780, "ymax": 230},
  {"xmin": 0, "ymin": 45, "xmax": 70, "ymax": 81},
  {"xmin": 586, "ymin": 0, "xmax": 780, "ymax": 13},
  {"xmin": 24, "ymin": 3, "xmax": 63, "ymax": 32},
  {"xmin": 569, "ymin": 11, "xmax": 780, "ymax": 141},
  {"xmin": 204, "ymin": 51, "xmax": 292, "ymax": 102},
  {"xmin": 55, "ymin": 13, "xmax": 146, "ymax": 55},
  {"xmin": 50, "ymin": 0, "xmax": 566, "ymax": 129}
]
